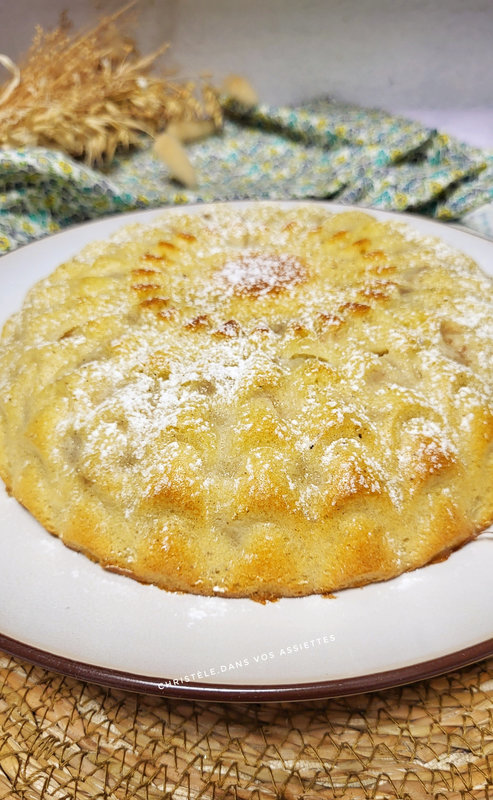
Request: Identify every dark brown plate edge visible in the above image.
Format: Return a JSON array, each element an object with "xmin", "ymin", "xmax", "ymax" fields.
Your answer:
[{"xmin": 1, "ymin": 631, "xmax": 492, "ymax": 703}]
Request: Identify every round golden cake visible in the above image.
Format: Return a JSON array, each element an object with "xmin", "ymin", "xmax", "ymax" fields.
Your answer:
[{"xmin": 0, "ymin": 204, "xmax": 492, "ymax": 600}]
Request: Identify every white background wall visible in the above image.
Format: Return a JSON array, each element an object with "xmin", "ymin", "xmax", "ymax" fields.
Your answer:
[{"xmin": 1, "ymin": 0, "xmax": 493, "ymax": 145}]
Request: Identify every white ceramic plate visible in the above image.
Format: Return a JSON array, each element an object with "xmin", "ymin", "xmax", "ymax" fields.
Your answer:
[{"xmin": 1, "ymin": 202, "xmax": 492, "ymax": 701}]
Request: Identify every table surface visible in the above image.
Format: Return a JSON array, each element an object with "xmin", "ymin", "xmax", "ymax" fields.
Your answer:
[{"xmin": 1, "ymin": 650, "xmax": 492, "ymax": 799}]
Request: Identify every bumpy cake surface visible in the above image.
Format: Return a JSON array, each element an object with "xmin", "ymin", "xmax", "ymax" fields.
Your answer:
[{"xmin": 0, "ymin": 204, "xmax": 492, "ymax": 599}]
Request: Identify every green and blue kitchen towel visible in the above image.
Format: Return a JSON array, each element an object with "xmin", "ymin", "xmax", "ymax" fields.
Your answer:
[{"xmin": 1, "ymin": 96, "xmax": 492, "ymax": 253}]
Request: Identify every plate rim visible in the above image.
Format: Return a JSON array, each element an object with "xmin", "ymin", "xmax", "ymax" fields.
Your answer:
[
  {"xmin": 1, "ymin": 200, "xmax": 492, "ymax": 701},
  {"xmin": 1, "ymin": 630, "xmax": 492, "ymax": 701}
]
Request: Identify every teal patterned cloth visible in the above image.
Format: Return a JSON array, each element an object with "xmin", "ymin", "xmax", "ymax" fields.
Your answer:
[{"xmin": 1, "ymin": 97, "xmax": 493, "ymax": 253}]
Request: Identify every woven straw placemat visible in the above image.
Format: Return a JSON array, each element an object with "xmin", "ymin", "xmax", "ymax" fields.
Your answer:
[{"xmin": 1, "ymin": 652, "xmax": 492, "ymax": 799}]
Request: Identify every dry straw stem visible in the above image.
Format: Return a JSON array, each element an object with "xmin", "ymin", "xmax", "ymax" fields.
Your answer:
[
  {"xmin": 0, "ymin": 3, "xmax": 222, "ymax": 166},
  {"xmin": 153, "ymin": 131, "xmax": 198, "ymax": 187},
  {"xmin": 222, "ymin": 73, "xmax": 259, "ymax": 109}
]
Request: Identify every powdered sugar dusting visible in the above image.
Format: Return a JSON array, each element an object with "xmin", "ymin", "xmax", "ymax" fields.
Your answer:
[
  {"xmin": 45, "ymin": 204, "xmax": 492, "ymax": 521},
  {"xmin": 218, "ymin": 252, "xmax": 306, "ymax": 296}
]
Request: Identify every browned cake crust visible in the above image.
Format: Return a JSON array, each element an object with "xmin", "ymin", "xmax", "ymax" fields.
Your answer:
[{"xmin": 0, "ymin": 205, "xmax": 492, "ymax": 599}]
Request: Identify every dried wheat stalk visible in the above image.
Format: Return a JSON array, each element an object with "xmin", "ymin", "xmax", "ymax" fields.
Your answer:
[{"xmin": 0, "ymin": 4, "xmax": 222, "ymax": 166}]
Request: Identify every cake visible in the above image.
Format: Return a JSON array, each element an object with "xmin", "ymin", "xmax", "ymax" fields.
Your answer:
[{"xmin": 0, "ymin": 204, "xmax": 492, "ymax": 599}]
